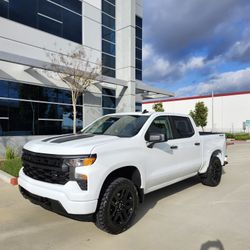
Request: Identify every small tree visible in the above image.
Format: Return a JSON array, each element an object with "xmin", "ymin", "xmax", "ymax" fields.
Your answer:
[
  {"xmin": 189, "ymin": 101, "xmax": 208, "ymax": 131},
  {"xmin": 152, "ymin": 102, "xmax": 165, "ymax": 112},
  {"xmin": 47, "ymin": 47, "xmax": 101, "ymax": 134}
]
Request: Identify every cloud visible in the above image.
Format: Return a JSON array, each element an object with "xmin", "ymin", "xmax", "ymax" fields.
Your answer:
[
  {"xmin": 143, "ymin": 43, "xmax": 206, "ymax": 82},
  {"xmin": 176, "ymin": 67, "xmax": 250, "ymax": 96},
  {"xmin": 144, "ymin": 0, "xmax": 250, "ymax": 60},
  {"xmin": 226, "ymin": 28, "xmax": 250, "ymax": 63}
]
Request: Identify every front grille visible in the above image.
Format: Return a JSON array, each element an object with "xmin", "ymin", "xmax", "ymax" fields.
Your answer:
[{"xmin": 22, "ymin": 150, "xmax": 69, "ymax": 185}]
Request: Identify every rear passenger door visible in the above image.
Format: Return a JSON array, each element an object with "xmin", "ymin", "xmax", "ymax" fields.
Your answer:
[{"xmin": 168, "ymin": 116, "xmax": 202, "ymax": 178}]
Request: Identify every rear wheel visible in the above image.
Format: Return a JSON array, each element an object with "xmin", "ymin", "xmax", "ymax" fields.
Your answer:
[
  {"xmin": 200, "ymin": 156, "xmax": 222, "ymax": 187},
  {"xmin": 96, "ymin": 177, "xmax": 139, "ymax": 234}
]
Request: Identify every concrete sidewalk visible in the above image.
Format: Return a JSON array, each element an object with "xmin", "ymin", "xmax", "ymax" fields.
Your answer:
[{"xmin": 0, "ymin": 143, "xmax": 250, "ymax": 250}]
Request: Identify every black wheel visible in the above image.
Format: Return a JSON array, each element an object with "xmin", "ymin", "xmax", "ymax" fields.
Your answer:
[
  {"xmin": 96, "ymin": 177, "xmax": 139, "ymax": 234},
  {"xmin": 200, "ymin": 156, "xmax": 222, "ymax": 187}
]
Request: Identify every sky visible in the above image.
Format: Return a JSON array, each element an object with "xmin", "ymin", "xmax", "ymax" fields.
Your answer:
[{"xmin": 143, "ymin": 0, "xmax": 250, "ymax": 97}]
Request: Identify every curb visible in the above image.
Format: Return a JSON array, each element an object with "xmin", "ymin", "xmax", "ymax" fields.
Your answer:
[{"xmin": 0, "ymin": 170, "xmax": 18, "ymax": 186}]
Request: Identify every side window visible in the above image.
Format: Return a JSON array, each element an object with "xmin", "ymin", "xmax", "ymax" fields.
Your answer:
[
  {"xmin": 145, "ymin": 116, "xmax": 173, "ymax": 141},
  {"xmin": 171, "ymin": 116, "xmax": 194, "ymax": 139}
]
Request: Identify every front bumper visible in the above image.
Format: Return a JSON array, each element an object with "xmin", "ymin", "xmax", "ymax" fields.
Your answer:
[{"xmin": 18, "ymin": 168, "xmax": 98, "ymax": 215}]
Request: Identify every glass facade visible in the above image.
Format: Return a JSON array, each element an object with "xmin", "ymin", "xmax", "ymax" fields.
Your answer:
[
  {"xmin": 0, "ymin": 0, "xmax": 82, "ymax": 44},
  {"xmin": 101, "ymin": 0, "xmax": 116, "ymax": 78},
  {"xmin": 102, "ymin": 88, "xmax": 116, "ymax": 115},
  {"xmin": 0, "ymin": 80, "xmax": 83, "ymax": 136},
  {"xmin": 135, "ymin": 15, "xmax": 143, "ymax": 80}
]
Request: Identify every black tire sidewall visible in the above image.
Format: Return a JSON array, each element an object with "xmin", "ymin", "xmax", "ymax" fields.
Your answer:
[{"xmin": 96, "ymin": 178, "xmax": 139, "ymax": 234}]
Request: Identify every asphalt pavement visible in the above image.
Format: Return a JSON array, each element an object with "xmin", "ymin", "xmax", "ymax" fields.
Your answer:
[{"xmin": 0, "ymin": 143, "xmax": 250, "ymax": 250}]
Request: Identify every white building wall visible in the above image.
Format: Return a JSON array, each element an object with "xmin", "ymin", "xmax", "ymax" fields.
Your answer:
[{"xmin": 142, "ymin": 92, "xmax": 250, "ymax": 133}]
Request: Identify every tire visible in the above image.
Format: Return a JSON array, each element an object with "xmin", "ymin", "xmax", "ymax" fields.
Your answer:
[
  {"xmin": 200, "ymin": 156, "xmax": 222, "ymax": 187},
  {"xmin": 95, "ymin": 177, "xmax": 139, "ymax": 234}
]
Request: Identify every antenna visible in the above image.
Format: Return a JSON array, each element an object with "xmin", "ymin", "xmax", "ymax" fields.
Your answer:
[{"xmin": 142, "ymin": 109, "xmax": 149, "ymax": 114}]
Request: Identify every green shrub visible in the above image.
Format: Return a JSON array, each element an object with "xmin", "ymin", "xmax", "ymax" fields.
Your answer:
[
  {"xmin": 1, "ymin": 158, "xmax": 22, "ymax": 177},
  {"xmin": 225, "ymin": 133, "xmax": 250, "ymax": 140},
  {"xmin": 234, "ymin": 133, "xmax": 250, "ymax": 141},
  {"xmin": 225, "ymin": 133, "xmax": 235, "ymax": 139},
  {"xmin": 5, "ymin": 146, "xmax": 17, "ymax": 160}
]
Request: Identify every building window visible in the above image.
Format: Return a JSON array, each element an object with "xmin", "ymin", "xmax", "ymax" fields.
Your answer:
[
  {"xmin": 0, "ymin": 0, "xmax": 82, "ymax": 44},
  {"xmin": 135, "ymin": 102, "xmax": 142, "ymax": 112},
  {"xmin": 135, "ymin": 15, "xmax": 142, "ymax": 80},
  {"xmin": 0, "ymin": 80, "xmax": 83, "ymax": 136},
  {"xmin": 102, "ymin": 87, "xmax": 116, "ymax": 115},
  {"xmin": 102, "ymin": 0, "xmax": 116, "ymax": 78}
]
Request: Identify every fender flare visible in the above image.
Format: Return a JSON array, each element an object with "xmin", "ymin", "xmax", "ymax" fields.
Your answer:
[{"xmin": 199, "ymin": 150, "xmax": 223, "ymax": 174}]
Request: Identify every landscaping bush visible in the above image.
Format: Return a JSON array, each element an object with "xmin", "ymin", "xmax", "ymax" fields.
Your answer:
[
  {"xmin": 1, "ymin": 158, "xmax": 22, "ymax": 177},
  {"xmin": 5, "ymin": 146, "xmax": 17, "ymax": 160},
  {"xmin": 225, "ymin": 133, "xmax": 250, "ymax": 140}
]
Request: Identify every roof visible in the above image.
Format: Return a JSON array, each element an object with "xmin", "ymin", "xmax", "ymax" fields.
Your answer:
[{"xmin": 143, "ymin": 90, "xmax": 250, "ymax": 104}]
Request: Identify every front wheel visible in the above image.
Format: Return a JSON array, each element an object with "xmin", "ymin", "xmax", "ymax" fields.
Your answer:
[
  {"xmin": 200, "ymin": 156, "xmax": 222, "ymax": 187},
  {"xmin": 95, "ymin": 178, "xmax": 139, "ymax": 234}
]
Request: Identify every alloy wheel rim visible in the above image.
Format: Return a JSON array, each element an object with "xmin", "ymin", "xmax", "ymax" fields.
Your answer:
[{"xmin": 109, "ymin": 187, "xmax": 134, "ymax": 226}]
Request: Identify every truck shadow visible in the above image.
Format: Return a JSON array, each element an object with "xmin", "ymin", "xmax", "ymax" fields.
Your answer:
[
  {"xmin": 134, "ymin": 176, "xmax": 200, "ymax": 224},
  {"xmin": 200, "ymin": 240, "xmax": 224, "ymax": 250}
]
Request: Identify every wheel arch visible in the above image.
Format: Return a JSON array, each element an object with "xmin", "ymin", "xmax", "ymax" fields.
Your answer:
[
  {"xmin": 199, "ymin": 149, "xmax": 223, "ymax": 174},
  {"xmin": 98, "ymin": 166, "xmax": 144, "ymax": 204}
]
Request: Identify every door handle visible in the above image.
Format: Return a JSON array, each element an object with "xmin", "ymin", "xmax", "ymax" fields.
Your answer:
[
  {"xmin": 170, "ymin": 145, "xmax": 178, "ymax": 149},
  {"xmin": 194, "ymin": 142, "xmax": 200, "ymax": 146}
]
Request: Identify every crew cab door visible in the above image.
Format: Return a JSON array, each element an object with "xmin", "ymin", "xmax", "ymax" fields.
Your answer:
[{"xmin": 144, "ymin": 115, "xmax": 202, "ymax": 192}]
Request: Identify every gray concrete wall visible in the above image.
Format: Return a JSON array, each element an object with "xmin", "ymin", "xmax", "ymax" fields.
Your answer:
[{"xmin": 0, "ymin": 135, "xmax": 47, "ymax": 158}]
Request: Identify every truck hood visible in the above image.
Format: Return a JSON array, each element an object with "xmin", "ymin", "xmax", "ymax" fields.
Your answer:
[{"xmin": 23, "ymin": 134, "xmax": 119, "ymax": 155}]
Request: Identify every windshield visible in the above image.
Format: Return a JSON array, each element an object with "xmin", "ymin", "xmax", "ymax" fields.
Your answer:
[{"xmin": 82, "ymin": 115, "xmax": 149, "ymax": 137}]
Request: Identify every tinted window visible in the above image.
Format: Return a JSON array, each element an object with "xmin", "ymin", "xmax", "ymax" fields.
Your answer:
[
  {"xmin": 136, "ymin": 59, "xmax": 142, "ymax": 70},
  {"xmin": 171, "ymin": 116, "xmax": 195, "ymax": 138},
  {"xmin": 136, "ymin": 69, "xmax": 142, "ymax": 80},
  {"xmin": 102, "ymin": 40, "xmax": 116, "ymax": 55},
  {"xmin": 136, "ymin": 48, "xmax": 142, "ymax": 59},
  {"xmin": 102, "ymin": 67, "xmax": 116, "ymax": 78},
  {"xmin": 9, "ymin": 82, "xmax": 20, "ymax": 99},
  {"xmin": 9, "ymin": 0, "xmax": 37, "ymax": 28},
  {"xmin": 0, "ymin": 0, "xmax": 9, "ymax": 18},
  {"xmin": 102, "ymin": 96, "xmax": 116, "ymax": 109},
  {"xmin": 102, "ymin": 26, "xmax": 115, "ymax": 43},
  {"xmin": 136, "ymin": 26, "xmax": 142, "ymax": 39},
  {"xmin": 0, "ymin": 99, "xmax": 9, "ymax": 117},
  {"xmin": 105, "ymin": 0, "xmax": 115, "ymax": 5},
  {"xmin": 9, "ymin": 100, "xmax": 38, "ymax": 135},
  {"xmin": 62, "ymin": 9, "xmax": 82, "ymax": 43},
  {"xmin": 62, "ymin": 0, "xmax": 82, "ymax": 14},
  {"xmin": 102, "ymin": 88, "xmax": 115, "ymax": 96},
  {"xmin": 145, "ymin": 116, "xmax": 173, "ymax": 141},
  {"xmin": 102, "ymin": 13, "xmax": 115, "ymax": 30},
  {"xmin": 136, "ymin": 38, "xmax": 142, "ymax": 49},
  {"xmin": 102, "ymin": 0, "xmax": 115, "ymax": 17},
  {"xmin": 0, "ymin": 81, "xmax": 9, "ymax": 98},
  {"xmin": 136, "ymin": 16, "xmax": 142, "ymax": 28},
  {"xmin": 40, "ymin": 87, "xmax": 58, "ymax": 102},
  {"xmin": 38, "ymin": 0, "xmax": 62, "ymax": 21},
  {"xmin": 38, "ymin": 15, "xmax": 62, "ymax": 36},
  {"xmin": 103, "ymin": 108, "xmax": 115, "ymax": 115},
  {"xmin": 102, "ymin": 53, "xmax": 116, "ymax": 69}
]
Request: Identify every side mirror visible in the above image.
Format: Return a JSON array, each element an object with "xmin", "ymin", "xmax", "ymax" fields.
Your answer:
[{"xmin": 147, "ymin": 133, "xmax": 167, "ymax": 148}]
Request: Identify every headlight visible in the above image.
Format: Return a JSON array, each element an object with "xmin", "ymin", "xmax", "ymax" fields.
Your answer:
[{"xmin": 64, "ymin": 155, "xmax": 97, "ymax": 168}]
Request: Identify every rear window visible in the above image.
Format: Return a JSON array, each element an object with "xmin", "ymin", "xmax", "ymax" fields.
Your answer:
[{"xmin": 171, "ymin": 116, "xmax": 194, "ymax": 139}]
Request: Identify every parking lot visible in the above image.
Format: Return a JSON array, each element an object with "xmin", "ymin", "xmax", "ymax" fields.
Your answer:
[{"xmin": 0, "ymin": 143, "xmax": 250, "ymax": 250}]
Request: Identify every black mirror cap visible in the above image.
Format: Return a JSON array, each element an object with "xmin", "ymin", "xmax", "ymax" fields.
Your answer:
[{"xmin": 148, "ymin": 133, "xmax": 166, "ymax": 143}]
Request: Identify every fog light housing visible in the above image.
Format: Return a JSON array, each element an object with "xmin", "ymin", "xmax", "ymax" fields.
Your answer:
[{"xmin": 76, "ymin": 174, "xmax": 88, "ymax": 190}]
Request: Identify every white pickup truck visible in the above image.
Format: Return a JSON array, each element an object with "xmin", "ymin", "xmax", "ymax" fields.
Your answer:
[{"xmin": 19, "ymin": 112, "xmax": 227, "ymax": 234}]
